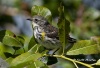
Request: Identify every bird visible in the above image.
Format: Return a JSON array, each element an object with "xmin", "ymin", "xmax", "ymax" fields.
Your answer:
[
  {"xmin": 27, "ymin": 15, "xmax": 76, "ymax": 65},
  {"xmin": 27, "ymin": 15, "xmax": 76, "ymax": 54}
]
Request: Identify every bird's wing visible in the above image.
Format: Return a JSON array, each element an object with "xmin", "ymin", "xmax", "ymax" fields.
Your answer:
[
  {"xmin": 44, "ymin": 24, "xmax": 76, "ymax": 43},
  {"xmin": 44, "ymin": 24, "xmax": 59, "ymax": 39}
]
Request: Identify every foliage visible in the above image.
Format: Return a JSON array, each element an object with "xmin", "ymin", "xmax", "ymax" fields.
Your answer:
[
  {"xmin": 31, "ymin": 5, "xmax": 52, "ymax": 23},
  {"xmin": 0, "ymin": 5, "xmax": 100, "ymax": 68},
  {"xmin": 58, "ymin": 4, "xmax": 70, "ymax": 55}
]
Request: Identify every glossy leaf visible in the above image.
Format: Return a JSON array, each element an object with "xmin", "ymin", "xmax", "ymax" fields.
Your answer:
[
  {"xmin": 6, "ymin": 57, "xmax": 13, "ymax": 64},
  {"xmin": 66, "ymin": 40, "xmax": 100, "ymax": 55},
  {"xmin": 0, "ymin": 49, "xmax": 6, "ymax": 59},
  {"xmin": 0, "ymin": 30, "xmax": 14, "ymax": 41},
  {"xmin": 28, "ymin": 44, "xmax": 46, "ymax": 54},
  {"xmin": 3, "ymin": 36, "xmax": 22, "ymax": 47},
  {"xmin": 26, "ymin": 60, "xmax": 48, "ymax": 68},
  {"xmin": 0, "ymin": 42, "xmax": 15, "ymax": 55},
  {"xmin": 94, "ymin": 59, "xmax": 100, "ymax": 65},
  {"xmin": 10, "ymin": 52, "xmax": 42, "ymax": 68},
  {"xmin": 31, "ymin": 5, "xmax": 52, "ymax": 23},
  {"xmin": 25, "ymin": 62, "xmax": 35, "ymax": 68},
  {"xmin": 28, "ymin": 44, "xmax": 40, "ymax": 53},
  {"xmin": 15, "ymin": 48, "xmax": 25, "ymax": 55},
  {"xmin": 35, "ymin": 60, "xmax": 48, "ymax": 68},
  {"xmin": 0, "ymin": 30, "xmax": 22, "ymax": 47}
]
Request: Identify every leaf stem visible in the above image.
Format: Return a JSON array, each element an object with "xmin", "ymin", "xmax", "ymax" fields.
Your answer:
[
  {"xmin": 62, "ymin": 47, "xmax": 65, "ymax": 55},
  {"xmin": 72, "ymin": 61, "xmax": 79, "ymax": 68},
  {"xmin": 34, "ymin": 62, "xmax": 37, "ymax": 68},
  {"xmin": 91, "ymin": 63, "xmax": 96, "ymax": 66},
  {"xmin": 45, "ymin": 54, "xmax": 93, "ymax": 68}
]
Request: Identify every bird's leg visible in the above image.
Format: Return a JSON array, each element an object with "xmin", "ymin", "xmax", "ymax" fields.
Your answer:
[
  {"xmin": 52, "ymin": 48, "xmax": 60, "ymax": 55},
  {"xmin": 47, "ymin": 48, "xmax": 60, "ymax": 56},
  {"xmin": 46, "ymin": 48, "xmax": 59, "ymax": 65}
]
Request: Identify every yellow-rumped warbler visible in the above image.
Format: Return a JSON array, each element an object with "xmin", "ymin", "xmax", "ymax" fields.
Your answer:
[{"xmin": 27, "ymin": 15, "xmax": 76, "ymax": 54}]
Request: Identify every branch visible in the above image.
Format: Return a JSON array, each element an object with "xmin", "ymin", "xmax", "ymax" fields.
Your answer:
[
  {"xmin": 72, "ymin": 61, "xmax": 79, "ymax": 68},
  {"xmin": 44, "ymin": 54, "xmax": 93, "ymax": 68}
]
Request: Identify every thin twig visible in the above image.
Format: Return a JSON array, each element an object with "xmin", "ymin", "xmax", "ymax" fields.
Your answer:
[
  {"xmin": 91, "ymin": 63, "xmax": 96, "ymax": 66},
  {"xmin": 44, "ymin": 54, "xmax": 94, "ymax": 68},
  {"xmin": 72, "ymin": 61, "xmax": 79, "ymax": 68}
]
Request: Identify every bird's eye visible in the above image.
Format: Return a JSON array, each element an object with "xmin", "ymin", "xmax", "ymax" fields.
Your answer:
[{"xmin": 35, "ymin": 19, "xmax": 38, "ymax": 22}]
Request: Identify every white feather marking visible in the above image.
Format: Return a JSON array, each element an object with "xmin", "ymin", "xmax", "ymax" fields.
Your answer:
[{"xmin": 32, "ymin": 22, "xmax": 39, "ymax": 27}]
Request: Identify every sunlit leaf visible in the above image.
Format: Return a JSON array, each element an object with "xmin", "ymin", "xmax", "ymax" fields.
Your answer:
[
  {"xmin": 31, "ymin": 5, "xmax": 52, "ymax": 23},
  {"xmin": 0, "ymin": 30, "xmax": 14, "ymax": 41},
  {"xmin": 26, "ymin": 60, "xmax": 48, "ymax": 68},
  {"xmin": 25, "ymin": 62, "xmax": 35, "ymax": 68},
  {"xmin": 0, "ymin": 42, "xmax": 15, "ymax": 55},
  {"xmin": 66, "ymin": 40, "xmax": 100, "ymax": 55},
  {"xmin": 28, "ymin": 44, "xmax": 40, "ymax": 53},
  {"xmin": 35, "ymin": 60, "xmax": 48, "ymax": 68},
  {"xmin": 0, "ymin": 30, "xmax": 22, "ymax": 47},
  {"xmin": 94, "ymin": 59, "xmax": 100, "ymax": 65},
  {"xmin": 10, "ymin": 52, "xmax": 42, "ymax": 68},
  {"xmin": 6, "ymin": 57, "xmax": 13, "ymax": 64},
  {"xmin": 15, "ymin": 48, "xmax": 25, "ymax": 55},
  {"xmin": 0, "ymin": 48, "xmax": 6, "ymax": 59},
  {"xmin": 3, "ymin": 36, "xmax": 22, "ymax": 47}
]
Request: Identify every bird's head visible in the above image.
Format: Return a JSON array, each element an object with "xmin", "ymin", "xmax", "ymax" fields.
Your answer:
[{"xmin": 27, "ymin": 15, "xmax": 49, "ymax": 27}]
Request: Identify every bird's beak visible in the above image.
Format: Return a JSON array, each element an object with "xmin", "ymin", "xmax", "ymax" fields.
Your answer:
[{"xmin": 27, "ymin": 18, "xmax": 33, "ymax": 21}]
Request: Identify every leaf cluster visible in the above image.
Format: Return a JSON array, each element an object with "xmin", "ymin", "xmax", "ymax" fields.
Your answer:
[{"xmin": 0, "ymin": 5, "xmax": 100, "ymax": 68}]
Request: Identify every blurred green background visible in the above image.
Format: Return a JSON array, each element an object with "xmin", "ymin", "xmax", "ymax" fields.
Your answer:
[{"xmin": 0, "ymin": 0, "xmax": 100, "ymax": 68}]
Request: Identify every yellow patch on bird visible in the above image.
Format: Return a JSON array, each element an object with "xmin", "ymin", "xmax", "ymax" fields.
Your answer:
[{"xmin": 41, "ymin": 32, "xmax": 46, "ymax": 40}]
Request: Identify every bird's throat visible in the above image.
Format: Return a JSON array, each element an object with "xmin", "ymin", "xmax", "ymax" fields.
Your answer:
[{"xmin": 32, "ymin": 22, "xmax": 39, "ymax": 27}]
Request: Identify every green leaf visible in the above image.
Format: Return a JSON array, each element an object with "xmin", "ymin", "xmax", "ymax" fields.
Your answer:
[
  {"xmin": 35, "ymin": 60, "xmax": 45, "ymax": 67},
  {"xmin": 66, "ymin": 40, "xmax": 100, "ymax": 55},
  {"xmin": 3, "ymin": 36, "xmax": 22, "ymax": 47},
  {"xmin": 25, "ymin": 60, "xmax": 48, "ymax": 68},
  {"xmin": 28, "ymin": 35, "xmax": 37, "ymax": 50},
  {"xmin": 31, "ymin": 5, "xmax": 52, "ymax": 23},
  {"xmin": 15, "ymin": 48, "xmax": 25, "ymax": 55},
  {"xmin": 38, "ymin": 46, "xmax": 46, "ymax": 53},
  {"xmin": 0, "ymin": 30, "xmax": 14, "ymax": 41},
  {"xmin": 0, "ymin": 49, "xmax": 6, "ymax": 59},
  {"xmin": 0, "ymin": 42, "xmax": 15, "ymax": 55},
  {"xmin": 28, "ymin": 44, "xmax": 46, "ymax": 54},
  {"xmin": 0, "ymin": 30, "xmax": 22, "ymax": 47},
  {"xmin": 28, "ymin": 44, "xmax": 40, "ymax": 53},
  {"xmin": 16, "ymin": 36, "xmax": 25, "ymax": 46},
  {"xmin": 0, "ymin": 43, "xmax": 6, "ymax": 59},
  {"xmin": 58, "ymin": 4, "xmax": 70, "ymax": 54},
  {"xmin": 6, "ymin": 57, "xmax": 13, "ymax": 64},
  {"xmin": 25, "ymin": 62, "xmax": 35, "ymax": 68},
  {"xmin": 94, "ymin": 59, "xmax": 100, "ymax": 65},
  {"xmin": 34, "ymin": 60, "xmax": 48, "ymax": 68},
  {"xmin": 10, "ymin": 52, "xmax": 42, "ymax": 68},
  {"xmin": 28, "ymin": 36, "xmax": 46, "ymax": 53}
]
